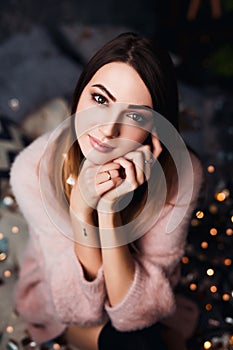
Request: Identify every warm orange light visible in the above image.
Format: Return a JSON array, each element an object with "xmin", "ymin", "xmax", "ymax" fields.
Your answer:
[
  {"xmin": 11, "ymin": 226, "xmax": 19, "ymax": 234},
  {"xmin": 226, "ymin": 228, "xmax": 233, "ymax": 236},
  {"xmin": 53, "ymin": 344, "xmax": 61, "ymax": 350},
  {"xmin": 201, "ymin": 241, "xmax": 208, "ymax": 249},
  {"xmin": 210, "ymin": 285, "xmax": 217, "ymax": 293},
  {"xmin": 182, "ymin": 256, "xmax": 189, "ymax": 264},
  {"xmin": 4, "ymin": 270, "xmax": 11, "ymax": 278},
  {"xmin": 207, "ymin": 165, "xmax": 215, "ymax": 173},
  {"xmin": 224, "ymin": 258, "xmax": 232, "ymax": 266},
  {"xmin": 191, "ymin": 218, "xmax": 199, "ymax": 226},
  {"xmin": 222, "ymin": 293, "xmax": 230, "ymax": 301},
  {"xmin": 0, "ymin": 233, "xmax": 3, "ymax": 240},
  {"xmin": 205, "ymin": 303, "xmax": 212, "ymax": 311},
  {"xmin": 215, "ymin": 192, "xmax": 226, "ymax": 202},
  {"xmin": 6, "ymin": 326, "xmax": 14, "ymax": 334},
  {"xmin": 189, "ymin": 283, "xmax": 197, "ymax": 291},
  {"xmin": 209, "ymin": 204, "xmax": 218, "ymax": 214},
  {"xmin": 196, "ymin": 210, "xmax": 204, "ymax": 219},
  {"xmin": 209, "ymin": 228, "xmax": 217, "ymax": 236},
  {"xmin": 203, "ymin": 340, "xmax": 212, "ymax": 349}
]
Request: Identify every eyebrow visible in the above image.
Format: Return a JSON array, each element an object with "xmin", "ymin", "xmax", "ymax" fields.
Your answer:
[
  {"xmin": 91, "ymin": 84, "xmax": 116, "ymax": 102},
  {"xmin": 128, "ymin": 104, "xmax": 153, "ymax": 111}
]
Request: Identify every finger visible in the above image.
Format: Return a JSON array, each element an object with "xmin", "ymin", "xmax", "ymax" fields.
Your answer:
[
  {"xmin": 113, "ymin": 158, "xmax": 138, "ymax": 188},
  {"xmin": 96, "ymin": 169, "xmax": 120, "ymax": 184},
  {"xmin": 125, "ymin": 145, "xmax": 153, "ymax": 182},
  {"xmin": 96, "ymin": 177, "xmax": 123, "ymax": 196},
  {"xmin": 124, "ymin": 151, "xmax": 145, "ymax": 185},
  {"xmin": 151, "ymin": 133, "xmax": 162, "ymax": 159}
]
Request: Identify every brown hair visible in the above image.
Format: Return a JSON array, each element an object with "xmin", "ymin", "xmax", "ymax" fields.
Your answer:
[{"xmin": 54, "ymin": 32, "xmax": 179, "ymax": 221}]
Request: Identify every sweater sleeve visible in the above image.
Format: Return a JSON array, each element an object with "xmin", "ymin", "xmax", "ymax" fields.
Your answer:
[
  {"xmin": 10, "ymin": 134, "xmax": 108, "ymax": 341},
  {"xmin": 105, "ymin": 152, "xmax": 204, "ymax": 331}
]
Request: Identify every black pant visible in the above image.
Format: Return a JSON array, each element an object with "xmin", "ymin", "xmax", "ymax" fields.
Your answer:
[{"xmin": 98, "ymin": 322, "xmax": 168, "ymax": 350}]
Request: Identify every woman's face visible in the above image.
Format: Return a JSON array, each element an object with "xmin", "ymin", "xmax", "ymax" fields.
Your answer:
[{"xmin": 75, "ymin": 62, "xmax": 154, "ymax": 164}]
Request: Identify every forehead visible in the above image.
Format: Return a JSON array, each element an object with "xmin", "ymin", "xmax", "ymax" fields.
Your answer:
[{"xmin": 88, "ymin": 62, "xmax": 152, "ymax": 107}]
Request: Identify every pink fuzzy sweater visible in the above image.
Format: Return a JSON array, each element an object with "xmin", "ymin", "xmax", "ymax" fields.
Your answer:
[{"xmin": 10, "ymin": 131, "xmax": 203, "ymax": 343}]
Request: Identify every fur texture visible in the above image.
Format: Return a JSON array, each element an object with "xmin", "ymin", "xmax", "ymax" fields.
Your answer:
[{"xmin": 10, "ymin": 132, "xmax": 203, "ymax": 343}]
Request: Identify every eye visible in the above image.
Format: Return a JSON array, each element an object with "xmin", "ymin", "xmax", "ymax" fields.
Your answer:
[
  {"xmin": 92, "ymin": 93, "xmax": 108, "ymax": 105},
  {"xmin": 126, "ymin": 112, "xmax": 145, "ymax": 124}
]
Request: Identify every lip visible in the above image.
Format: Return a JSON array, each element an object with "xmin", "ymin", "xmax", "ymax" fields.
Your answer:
[{"xmin": 88, "ymin": 135, "xmax": 115, "ymax": 153}]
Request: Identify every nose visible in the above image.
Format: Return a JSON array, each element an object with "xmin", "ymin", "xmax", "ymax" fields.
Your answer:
[{"xmin": 98, "ymin": 122, "xmax": 120, "ymax": 139}]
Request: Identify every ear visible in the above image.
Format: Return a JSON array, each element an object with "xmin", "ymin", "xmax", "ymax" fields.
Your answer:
[{"xmin": 151, "ymin": 133, "xmax": 162, "ymax": 159}]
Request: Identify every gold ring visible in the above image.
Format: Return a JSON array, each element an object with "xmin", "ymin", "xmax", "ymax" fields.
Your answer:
[{"xmin": 106, "ymin": 171, "xmax": 111, "ymax": 180}]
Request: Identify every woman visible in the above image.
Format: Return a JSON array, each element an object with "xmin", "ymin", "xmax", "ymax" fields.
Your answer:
[{"xmin": 10, "ymin": 32, "xmax": 203, "ymax": 350}]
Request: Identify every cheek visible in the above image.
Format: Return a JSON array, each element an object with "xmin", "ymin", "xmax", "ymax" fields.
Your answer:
[{"xmin": 124, "ymin": 126, "xmax": 149, "ymax": 144}]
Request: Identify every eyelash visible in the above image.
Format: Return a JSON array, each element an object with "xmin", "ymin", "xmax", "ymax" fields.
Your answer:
[
  {"xmin": 91, "ymin": 93, "xmax": 108, "ymax": 105},
  {"xmin": 126, "ymin": 113, "xmax": 145, "ymax": 124},
  {"xmin": 91, "ymin": 93, "xmax": 146, "ymax": 124}
]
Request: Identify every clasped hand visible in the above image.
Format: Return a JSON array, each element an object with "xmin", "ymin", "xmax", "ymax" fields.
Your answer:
[{"xmin": 70, "ymin": 138, "xmax": 162, "ymax": 216}]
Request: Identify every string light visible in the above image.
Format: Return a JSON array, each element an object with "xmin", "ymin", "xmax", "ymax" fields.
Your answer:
[
  {"xmin": 189, "ymin": 283, "xmax": 197, "ymax": 291},
  {"xmin": 203, "ymin": 340, "xmax": 212, "ymax": 349},
  {"xmin": 191, "ymin": 218, "xmax": 199, "ymax": 226},
  {"xmin": 207, "ymin": 268, "xmax": 215, "ymax": 276},
  {"xmin": 224, "ymin": 258, "xmax": 232, "ymax": 266},
  {"xmin": 201, "ymin": 241, "xmax": 208, "ymax": 249},
  {"xmin": 215, "ymin": 192, "xmax": 225, "ymax": 202},
  {"xmin": 4, "ymin": 270, "xmax": 12, "ymax": 278},
  {"xmin": 182, "ymin": 256, "xmax": 189, "ymax": 264},
  {"xmin": 196, "ymin": 210, "xmax": 205, "ymax": 219},
  {"xmin": 226, "ymin": 228, "xmax": 233, "ymax": 235},
  {"xmin": 205, "ymin": 303, "xmax": 212, "ymax": 311},
  {"xmin": 209, "ymin": 204, "xmax": 218, "ymax": 214},
  {"xmin": 210, "ymin": 285, "xmax": 217, "ymax": 293},
  {"xmin": 11, "ymin": 226, "xmax": 19, "ymax": 234},
  {"xmin": 209, "ymin": 227, "xmax": 218, "ymax": 236},
  {"xmin": 207, "ymin": 165, "xmax": 215, "ymax": 173},
  {"xmin": 222, "ymin": 294, "xmax": 230, "ymax": 301},
  {"xmin": 6, "ymin": 326, "xmax": 14, "ymax": 334},
  {"xmin": 0, "ymin": 252, "xmax": 7, "ymax": 261}
]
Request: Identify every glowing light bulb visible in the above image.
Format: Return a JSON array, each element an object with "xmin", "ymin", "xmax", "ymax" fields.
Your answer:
[
  {"xmin": 6, "ymin": 326, "xmax": 14, "ymax": 334},
  {"xmin": 182, "ymin": 256, "xmax": 189, "ymax": 264},
  {"xmin": 203, "ymin": 340, "xmax": 212, "ymax": 349},
  {"xmin": 209, "ymin": 204, "xmax": 218, "ymax": 214},
  {"xmin": 11, "ymin": 226, "xmax": 19, "ymax": 234},
  {"xmin": 210, "ymin": 228, "xmax": 217, "ymax": 236},
  {"xmin": 196, "ymin": 210, "xmax": 204, "ymax": 219},
  {"xmin": 226, "ymin": 228, "xmax": 233, "ymax": 236},
  {"xmin": 222, "ymin": 293, "xmax": 230, "ymax": 301},
  {"xmin": 210, "ymin": 285, "xmax": 217, "ymax": 293},
  {"xmin": 4, "ymin": 270, "xmax": 11, "ymax": 278},
  {"xmin": 201, "ymin": 241, "xmax": 208, "ymax": 249},
  {"xmin": 205, "ymin": 304, "xmax": 212, "ymax": 311},
  {"xmin": 215, "ymin": 191, "xmax": 226, "ymax": 202},
  {"xmin": 207, "ymin": 165, "xmax": 215, "ymax": 173},
  {"xmin": 189, "ymin": 283, "xmax": 197, "ymax": 291},
  {"xmin": 207, "ymin": 268, "xmax": 214, "ymax": 276},
  {"xmin": 224, "ymin": 258, "xmax": 232, "ymax": 266}
]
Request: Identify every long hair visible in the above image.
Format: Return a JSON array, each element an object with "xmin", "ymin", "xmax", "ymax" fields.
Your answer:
[{"xmin": 53, "ymin": 32, "xmax": 179, "ymax": 225}]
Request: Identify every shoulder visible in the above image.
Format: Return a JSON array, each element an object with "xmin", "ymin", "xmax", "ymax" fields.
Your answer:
[
  {"xmin": 10, "ymin": 132, "xmax": 50, "ymax": 190},
  {"xmin": 10, "ymin": 132, "xmax": 52, "ymax": 220}
]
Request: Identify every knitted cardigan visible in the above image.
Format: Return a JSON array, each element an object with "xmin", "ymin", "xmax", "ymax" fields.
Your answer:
[{"xmin": 10, "ymin": 131, "xmax": 203, "ymax": 343}]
